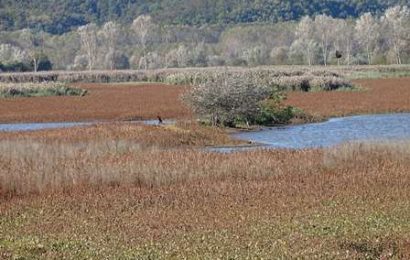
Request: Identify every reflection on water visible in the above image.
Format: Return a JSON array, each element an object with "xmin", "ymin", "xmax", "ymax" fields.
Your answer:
[
  {"xmin": 0, "ymin": 119, "xmax": 171, "ymax": 132},
  {"xmin": 233, "ymin": 113, "xmax": 410, "ymax": 149},
  {"xmin": 0, "ymin": 122, "xmax": 92, "ymax": 132}
]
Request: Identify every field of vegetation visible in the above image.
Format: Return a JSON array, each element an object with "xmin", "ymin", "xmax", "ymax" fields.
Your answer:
[
  {"xmin": 0, "ymin": 83, "xmax": 190, "ymax": 123},
  {"xmin": 286, "ymin": 77, "xmax": 410, "ymax": 119},
  {"xmin": 0, "ymin": 74, "xmax": 408, "ymax": 124},
  {"xmin": 1, "ymin": 65, "xmax": 410, "ymax": 83},
  {"xmin": 0, "ymin": 67, "xmax": 409, "ymax": 258},
  {"xmin": 0, "ymin": 82, "xmax": 86, "ymax": 98},
  {"xmin": 0, "ymin": 126, "xmax": 409, "ymax": 258}
]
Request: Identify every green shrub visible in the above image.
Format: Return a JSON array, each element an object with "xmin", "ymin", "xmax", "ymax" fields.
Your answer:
[
  {"xmin": 256, "ymin": 102, "xmax": 298, "ymax": 125},
  {"xmin": 184, "ymin": 73, "xmax": 303, "ymax": 127}
]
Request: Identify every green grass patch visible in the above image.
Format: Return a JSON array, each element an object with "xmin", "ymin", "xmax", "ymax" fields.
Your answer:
[{"xmin": 0, "ymin": 83, "xmax": 87, "ymax": 98}]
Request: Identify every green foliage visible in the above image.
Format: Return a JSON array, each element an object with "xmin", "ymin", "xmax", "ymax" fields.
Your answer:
[
  {"xmin": 0, "ymin": 62, "xmax": 32, "ymax": 72},
  {"xmin": 257, "ymin": 104, "xmax": 297, "ymax": 125},
  {"xmin": 35, "ymin": 54, "xmax": 53, "ymax": 71},
  {"xmin": 0, "ymin": 83, "xmax": 87, "ymax": 98},
  {"xmin": 0, "ymin": 0, "xmax": 408, "ymax": 34},
  {"xmin": 0, "ymin": 55, "xmax": 52, "ymax": 72}
]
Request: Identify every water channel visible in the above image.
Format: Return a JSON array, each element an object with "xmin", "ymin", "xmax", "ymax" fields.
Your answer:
[{"xmin": 1, "ymin": 113, "xmax": 409, "ymax": 150}]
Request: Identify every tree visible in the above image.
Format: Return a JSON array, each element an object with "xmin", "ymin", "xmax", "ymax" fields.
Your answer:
[
  {"xmin": 270, "ymin": 46, "xmax": 289, "ymax": 65},
  {"xmin": 35, "ymin": 54, "xmax": 53, "ymax": 71},
  {"xmin": 355, "ymin": 13, "xmax": 379, "ymax": 65},
  {"xmin": 77, "ymin": 23, "xmax": 98, "ymax": 70},
  {"xmin": 332, "ymin": 19, "xmax": 355, "ymax": 65},
  {"xmin": 0, "ymin": 44, "xmax": 28, "ymax": 65},
  {"xmin": 382, "ymin": 6, "xmax": 410, "ymax": 64},
  {"xmin": 0, "ymin": 43, "xmax": 31, "ymax": 72},
  {"xmin": 314, "ymin": 15, "xmax": 335, "ymax": 66},
  {"xmin": 131, "ymin": 15, "xmax": 154, "ymax": 49},
  {"xmin": 73, "ymin": 55, "xmax": 88, "ymax": 70},
  {"xmin": 184, "ymin": 74, "xmax": 272, "ymax": 126},
  {"xmin": 19, "ymin": 29, "xmax": 43, "ymax": 72},
  {"xmin": 176, "ymin": 45, "xmax": 193, "ymax": 67},
  {"xmin": 295, "ymin": 16, "xmax": 317, "ymax": 66},
  {"xmin": 138, "ymin": 52, "xmax": 162, "ymax": 69},
  {"xmin": 99, "ymin": 21, "xmax": 121, "ymax": 69}
]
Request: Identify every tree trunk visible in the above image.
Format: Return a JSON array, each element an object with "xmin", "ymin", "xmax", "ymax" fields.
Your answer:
[
  {"xmin": 33, "ymin": 57, "xmax": 38, "ymax": 72},
  {"xmin": 366, "ymin": 44, "xmax": 371, "ymax": 65}
]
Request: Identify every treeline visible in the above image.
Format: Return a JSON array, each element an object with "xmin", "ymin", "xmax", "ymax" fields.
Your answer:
[
  {"xmin": 0, "ymin": 0, "xmax": 408, "ymax": 34},
  {"xmin": 0, "ymin": 6, "xmax": 409, "ymax": 71}
]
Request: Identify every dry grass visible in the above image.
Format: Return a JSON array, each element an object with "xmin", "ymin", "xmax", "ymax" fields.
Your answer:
[
  {"xmin": 286, "ymin": 77, "xmax": 410, "ymax": 118},
  {"xmin": 0, "ymin": 83, "xmax": 190, "ymax": 123},
  {"xmin": 0, "ymin": 121, "xmax": 236, "ymax": 146},
  {"xmin": 0, "ymin": 122, "xmax": 242, "ymax": 197},
  {"xmin": 0, "ymin": 65, "xmax": 409, "ymax": 83},
  {"xmin": 0, "ymin": 66, "xmax": 342, "ymax": 83},
  {"xmin": 0, "ymin": 137, "xmax": 409, "ymax": 258}
]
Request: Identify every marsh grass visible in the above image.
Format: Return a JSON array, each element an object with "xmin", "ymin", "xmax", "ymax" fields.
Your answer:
[
  {"xmin": 1, "ymin": 65, "xmax": 409, "ymax": 85},
  {"xmin": 0, "ymin": 122, "xmax": 243, "ymax": 196},
  {"xmin": 0, "ymin": 135, "xmax": 409, "ymax": 258},
  {"xmin": 0, "ymin": 83, "xmax": 87, "ymax": 98},
  {"xmin": 348, "ymin": 69, "xmax": 410, "ymax": 80}
]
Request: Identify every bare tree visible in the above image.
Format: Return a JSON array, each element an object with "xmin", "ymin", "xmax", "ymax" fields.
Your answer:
[
  {"xmin": 99, "ymin": 21, "xmax": 121, "ymax": 70},
  {"xmin": 184, "ymin": 74, "xmax": 271, "ymax": 126},
  {"xmin": 382, "ymin": 6, "xmax": 410, "ymax": 64},
  {"xmin": 173, "ymin": 45, "xmax": 192, "ymax": 67},
  {"xmin": 355, "ymin": 13, "xmax": 379, "ymax": 65},
  {"xmin": 295, "ymin": 16, "xmax": 317, "ymax": 66},
  {"xmin": 314, "ymin": 15, "xmax": 335, "ymax": 66},
  {"xmin": 131, "ymin": 15, "xmax": 154, "ymax": 49},
  {"xmin": 0, "ymin": 44, "xmax": 29, "ymax": 66},
  {"xmin": 332, "ymin": 19, "xmax": 355, "ymax": 65},
  {"xmin": 19, "ymin": 29, "xmax": 42, "ymax": 72},
  {"xmin": 77, "ymin": 23, "xmax": 98, "ymax": 71}
]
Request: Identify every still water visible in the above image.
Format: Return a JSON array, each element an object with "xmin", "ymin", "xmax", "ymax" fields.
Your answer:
[{"xmin": 233, "ymin": 113, "xmax": 410, "ymax": 149}]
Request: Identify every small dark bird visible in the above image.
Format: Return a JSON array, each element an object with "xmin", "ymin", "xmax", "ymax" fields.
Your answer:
[{"xmin": 157, "ymin": 115, "xmax": 163, "ymax": 124}]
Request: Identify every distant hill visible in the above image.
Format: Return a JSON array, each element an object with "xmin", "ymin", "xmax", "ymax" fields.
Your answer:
[{"xmin": 0, "ymin": 0, "xmax": 409, "ymax": 34}]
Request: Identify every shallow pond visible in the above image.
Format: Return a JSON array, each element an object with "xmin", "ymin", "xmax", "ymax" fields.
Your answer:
[{"xmin": 233, "ymin": 113, "xmax": 410, "ymax": 149}]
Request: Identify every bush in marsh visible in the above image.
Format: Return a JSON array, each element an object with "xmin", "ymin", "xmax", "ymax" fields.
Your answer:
[{"xmin": 183, "ymin": 73, "xmax": 302, "ymax": 126}]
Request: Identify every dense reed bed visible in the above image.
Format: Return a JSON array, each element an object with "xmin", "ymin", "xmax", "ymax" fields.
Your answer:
[
  {"xmin": 0, "ymin": 122, "xmax": 242, "ymax": 197},
  {"xmin": 0, "ymin": 66, "xmax": 339, "ymax": 83},
  {"xmin": 0, "ymin": 127, "xmax": 409, "ymax": 258},
  {"xmin": 0, "ymin": 65, "xmax": 409, "ymax": 85}
]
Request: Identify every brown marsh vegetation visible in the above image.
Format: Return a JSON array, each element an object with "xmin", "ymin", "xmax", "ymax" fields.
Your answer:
[
  {"xmin": 0, "ymin": 135, "xmax": 409, "ymax": 258},
  {"xmin": 0, "ymin": 76, "xmax": 410, "ymax": 258},
  {"xmin": 0, "ymin": 77, "xmax": 409, "ymax": 124},
  {"xmin": 287, "ymin": 77, "xmax": 410, "ymax": 118},
  {"xmin": 0, "ymin": 83, "xmax": 190, "ymax": 123}
]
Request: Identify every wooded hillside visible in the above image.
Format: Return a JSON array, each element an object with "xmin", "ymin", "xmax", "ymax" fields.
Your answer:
[{"xmin": 0, "ymin": 0, "xmax": 408, "ymax": 34}]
